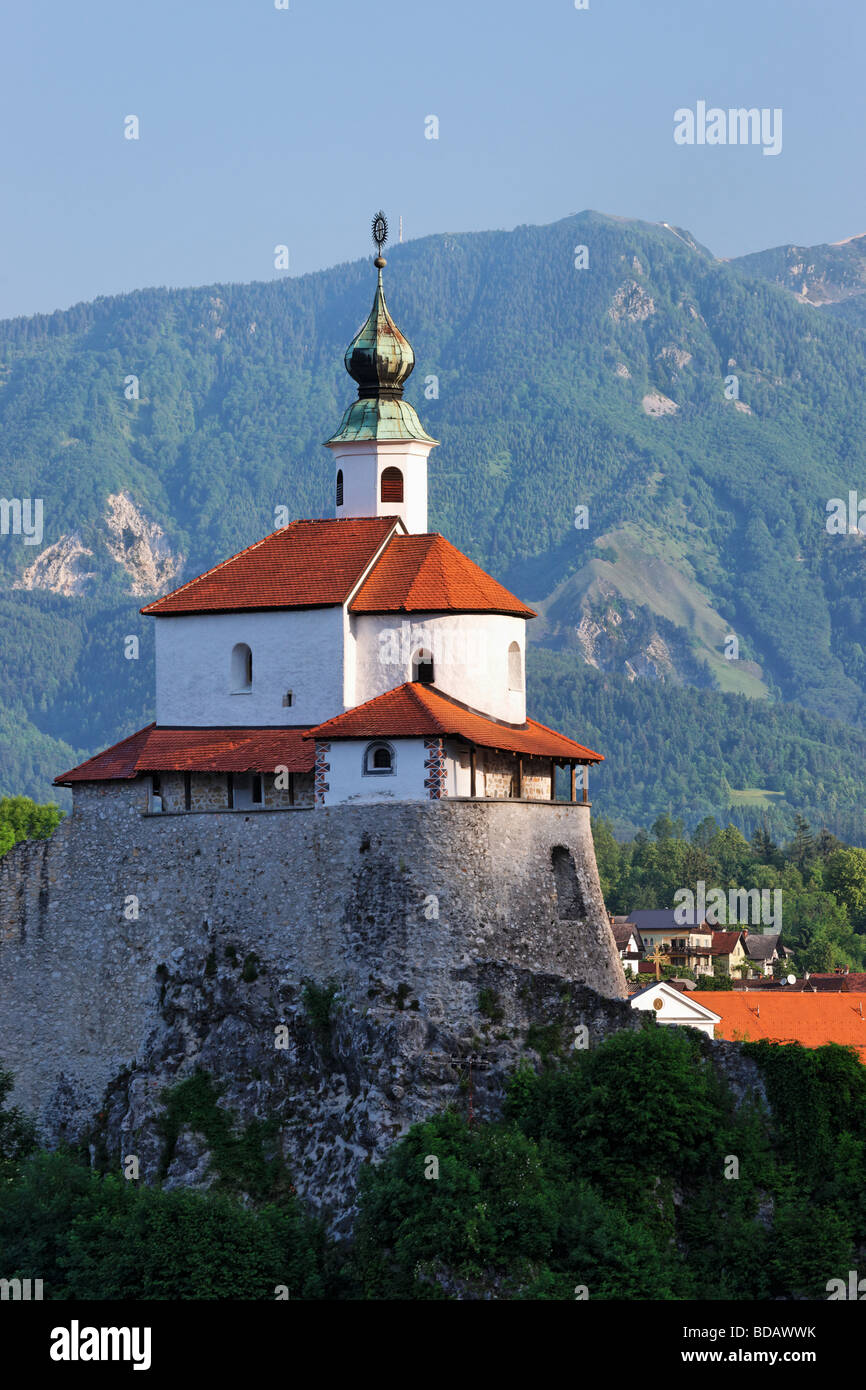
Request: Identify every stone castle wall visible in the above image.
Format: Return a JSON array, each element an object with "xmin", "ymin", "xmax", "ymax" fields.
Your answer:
[{"xmin": 0, "ymin": 782, "xmax": 625, "ymax": 1140}]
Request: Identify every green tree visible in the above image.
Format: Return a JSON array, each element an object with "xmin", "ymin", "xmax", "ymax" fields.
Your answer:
[
  {"xmin": 0, "ymin": 1068, "xmax": 37, "ymax": 1184},
  {"xmin": 825, "ymin": 849, "xmax": 866, "ymax": 932}
]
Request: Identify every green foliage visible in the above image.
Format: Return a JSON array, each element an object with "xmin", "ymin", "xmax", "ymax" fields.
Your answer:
[
  {"xmin": 156, "ymin": 1069, "xmax": 290, "ymax": 1201},
  {"xmin": 0, "ymin": 796, "xmax": 64, "ymax": 859},
  {"xmin": 478, "ymin": 987, "xmax": 504, "ymax": 1023},
  {"xmin": 241, "ymin": 951, "xmax": 261, "ymax": 983},
  {"xmin": 301, "ymin": 980, "xmax": 338, "ymax": 1037},
  {"xmin": 0, "ymin": 1150, "xmax": 331, "ymax": 1300},
  {"xmin": 694, "ymin": 971, "xmax": 734, "ymax": 990},
  {"xmin": 534, "ymin": 651, "xmax": 866, "ymax": 843},
  {"xmin": 594, "ymin": 812, "xmax": 866, "ymax": 972},
  {"xmin": 0, "ymin": 1067, "xmax": 37, "ymax": 1184},
  {"xmin": 2, "ymin": 1024, "xmax": 864, "ymax": 1300},
  {"xmin": 824, "ymin": 848, "xmax": 866, "ymax": 931},
  {"xmin": 356, "ymin": 1027, "xmax": 865, "ymax": 1300},
  {"xmin": 524, "ymin": 1021, "xmax": 563, "ymax": 1061}
]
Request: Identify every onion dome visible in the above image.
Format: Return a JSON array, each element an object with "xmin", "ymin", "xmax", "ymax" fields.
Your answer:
[
  {"xmin": 326, "ymin": 214, "xmax": 437, "ymax": 447},
  {"xmin": 344, "ymin": 264, "xmax": 415, "ymax": 399}
]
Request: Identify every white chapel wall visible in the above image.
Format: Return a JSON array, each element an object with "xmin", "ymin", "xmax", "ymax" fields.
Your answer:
[
  {"xmin": 350, "ymin": 611, "xmax": 526, "ymax": 722},
  {"xmin": 322, "ymin": 738, "xmax": 429, "ymax": 805},
  {"xmin": 154, "ymin": 608, "xmax": 344, "ymax": 727}
]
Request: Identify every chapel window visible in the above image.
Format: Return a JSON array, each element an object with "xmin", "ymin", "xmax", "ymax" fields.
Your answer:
[
  {"xmin": 412, "ymin": 648, "xmax": 435, "ymax": 684},
  {"xmin": 364, "ymin": 741, "xmax": 395, "ymax": 774},
  {"xmin": 336, "ymin": 469, "xmax": 343, "ymax": 507},
  {"xmin": 231, "ymin": 642, "xmax": 253, "ymax": 692},
  {"xmin": 507, "ymin": 641, "xmax": 522, "ymax": 691}
]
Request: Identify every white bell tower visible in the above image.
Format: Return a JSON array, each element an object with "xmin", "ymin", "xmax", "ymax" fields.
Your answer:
[{"xmin": 324, "ymin": 213, "xmax": 437, "ymax": 536}]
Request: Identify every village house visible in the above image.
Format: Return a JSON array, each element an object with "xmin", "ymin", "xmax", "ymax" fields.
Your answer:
[
  {"xmin": 610, "ymin": 917, "xmax": 643, "ymax": 975},
  {"xmin": 629, "ymin": 981, "xmax": 721, "ymax": 1037},
  {"xmin": 697, "ymin": 993, "xmax": 866, "ymax": 1061}
]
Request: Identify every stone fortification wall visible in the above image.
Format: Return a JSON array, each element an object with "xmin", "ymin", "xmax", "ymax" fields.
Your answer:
[{"xmin": 0, "ymin": 784, "xmax": 625, "ymax": 1145}]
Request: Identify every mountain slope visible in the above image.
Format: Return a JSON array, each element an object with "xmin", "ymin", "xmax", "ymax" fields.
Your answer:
[
  {"xmin": 731, "ymin": 232, "xmax": 866, "ymax": 330},
  {"xmin": 2, "ymin": 211, "xmax": 866, "ymax": 835}
]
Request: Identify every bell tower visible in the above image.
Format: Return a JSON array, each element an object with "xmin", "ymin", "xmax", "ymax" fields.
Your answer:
[{"xmin": 324, "ymin": 212, "xmax": 437, "ymax": 535}]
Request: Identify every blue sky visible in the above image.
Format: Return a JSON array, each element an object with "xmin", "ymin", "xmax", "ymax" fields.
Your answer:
[{"xmin": 1, "ymin": 0, "xmax": 864, "ymax": 318}]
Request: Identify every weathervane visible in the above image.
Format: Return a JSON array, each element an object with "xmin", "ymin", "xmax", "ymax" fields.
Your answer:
[{"xmin": 372, "ymin": 210, "xmax": 388, "ymax": 267}]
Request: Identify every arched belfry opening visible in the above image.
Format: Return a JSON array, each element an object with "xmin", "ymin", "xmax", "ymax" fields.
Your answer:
[
  {"xmin": 380, "ymin": 466, "xmax": 404, "ymax": 503},
  {"xmin": 335, "ymin": 469, "xmax": 344, "ymax": 507}
]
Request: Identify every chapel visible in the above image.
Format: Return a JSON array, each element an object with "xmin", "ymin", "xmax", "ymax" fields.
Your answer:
[{"xmin": 57, "ymin": 225, "xmax": 603, "ymax": 809}]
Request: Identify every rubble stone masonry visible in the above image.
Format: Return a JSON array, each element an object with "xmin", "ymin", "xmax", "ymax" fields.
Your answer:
[{"xmin": 0, "ymin": 780, "xmax": 625, "ymax": 1148}]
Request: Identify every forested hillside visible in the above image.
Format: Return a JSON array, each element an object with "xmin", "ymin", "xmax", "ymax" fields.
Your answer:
[{"xmin": 2, "ymin": 211, "xmax": 865, "ymax": 838}]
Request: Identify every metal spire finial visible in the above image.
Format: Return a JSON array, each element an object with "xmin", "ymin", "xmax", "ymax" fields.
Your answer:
[{"xmin": 372, "ymin": 210, "xmax": 388, "ymax": 268}]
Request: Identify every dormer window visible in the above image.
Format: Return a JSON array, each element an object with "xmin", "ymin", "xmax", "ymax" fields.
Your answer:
[
  {"xmin": 364, "ymin": 741, "xmax": 395, "ymax": 775},
  {"xmin": 231, "ymin": 642, "xmax": 252, "ymax": 692},
  {"xmin": 336, "ymin": 469, "xmax": 343, "ymax": 507},
  {"xmin": 381, "ymin": 467, "xmax": 403, "ymax": 503},
  {"xmin": 412, "ymin": 648, "xmax": 434, "ymax": 684}
]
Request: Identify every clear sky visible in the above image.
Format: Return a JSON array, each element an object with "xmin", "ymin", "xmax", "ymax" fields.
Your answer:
[{"xmin": 1, "ymin": 0, "xmax": 864, "ymax": 319}]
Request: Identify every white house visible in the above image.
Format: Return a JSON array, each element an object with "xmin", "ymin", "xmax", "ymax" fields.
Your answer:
[{"xmin": 629, "ymin": 981, "xmax": 721, "ymax": 1038}]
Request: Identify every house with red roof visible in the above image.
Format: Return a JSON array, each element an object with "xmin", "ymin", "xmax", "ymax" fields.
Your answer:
[
  {"xmin": 697, "ymin": 993, "xmax": 866, "ymax": 1061},
  {"xmin": 57, "ymin": 241, "xmax": 603, "ymax": 812}
]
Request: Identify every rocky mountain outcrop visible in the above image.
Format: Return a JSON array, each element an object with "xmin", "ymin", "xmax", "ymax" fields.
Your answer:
[
  {"xmin": 0, "ymin": 790, "xmax": 627, "ymax": 1232},
  {"xmin": 13, "ymin": 535, "xmax": 96, "ymax": 596},
  {"xmin": 93, "ymin": 949, "xmax": 641, "ymax": 1235},
  {"xmin": 12, "ymin": 493, "xmax": 182, "ymax": 598},
  {"xmin": 104, "ymin": 492, "xmax": 183, "ymax": 596}
]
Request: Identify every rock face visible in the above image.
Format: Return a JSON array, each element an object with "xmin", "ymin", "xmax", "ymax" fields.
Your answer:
[
  {"xmin": 98, "ymin": 953, "xmax": 639, "ymax": 1234},
  {"xmin": 609, "ymin": 281, "xmax": 656, "ymax": 322},
  {"xmin": 13, "ymin": 535, "xmax": 96, "ymax": 596},
  {"xmin": 641, "ymin": 390, "xmax": 678, "ymax": 417},
  {"xmin": 0, "ymin": 787, "xmax": 627, "ymax": 1230},
  {"xmin": 12, "ymin": 492, "xmax": 182, "ymax": 598},
  {"xmin": 104, "ymin": 492, "xmax": 183, "ymax": 596}
]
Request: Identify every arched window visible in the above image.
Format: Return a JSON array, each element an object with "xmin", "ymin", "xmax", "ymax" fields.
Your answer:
[
  {"xmin": 364, "ymin": 741, "xmax": 395, "ymax": 775},
  {"xmin": 380, "ymin": 466, "xmax": 403, "ymax": 503},
  {"xmin": 231, "ymin": 642, "xmax": 252, "ymax": 692},
  {"xmin": 412, "ymin": 648, "xmax": 435, "ymax": 684},
  {"xmin": 507, "ymin": 641, "xmax": 522, "ymax": 691},
  {"xmin": 335, "ymin": 469, "xmax": 343, "ymax": 507}
]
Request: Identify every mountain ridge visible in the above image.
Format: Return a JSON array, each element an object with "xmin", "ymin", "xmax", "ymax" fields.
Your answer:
[{"xmin": 2, "ymin": 211, "xmax": 865, "ymax": 838}]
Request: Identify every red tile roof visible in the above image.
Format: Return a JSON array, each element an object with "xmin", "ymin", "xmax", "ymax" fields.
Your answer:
[
  {"xmin": 141, "ymin": 518, "xmax": 397, "ymax": 616},
  {"xmin": 807, "ymin": 972, "xmax": 866, "ymax": 992},
  {"xmin": 710, "ymin": 931, "xmax": 746, "ymax": 956},
  {"xmin": 140, "ymin": 521, "xmax": 533, "ymax": 620},
  {"xmin": 349, "ymin": 534, "xmax": 534, "ymax": 617},
  {"xmin": 55, "ymin": 724, "xmax": 315, "ymax": 784},
  {"xmin": 698, "ymin": 993, "xmax": 866, "ymax": 1061},
  {"xmin": 306, "ymin": 683, "xmax": 603, "ymax": 761}
]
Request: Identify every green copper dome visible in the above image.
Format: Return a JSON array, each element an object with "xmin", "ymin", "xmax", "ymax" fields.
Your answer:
[
  {"xmin": 328, "ymin": 395, "xmax": 436, "ymax": 445},
  {"xmin": 326, "ymin": 256, "xmax": 437, "ymax": 446},
  {"xmin": 345, "ymin": 265, "xmax": 415, "ymax": 397}
]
